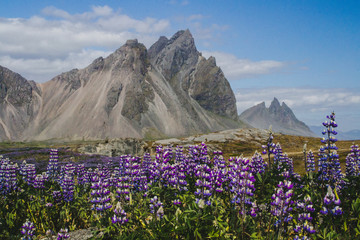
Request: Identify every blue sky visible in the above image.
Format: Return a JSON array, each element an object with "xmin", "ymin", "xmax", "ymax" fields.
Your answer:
[{"xmin": 0, "ymin": 0, "xmax": 359, "ymax": 132}]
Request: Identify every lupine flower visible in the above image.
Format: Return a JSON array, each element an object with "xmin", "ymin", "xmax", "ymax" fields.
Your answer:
[
  {"xmin": 45, "ymin": 203, "xmax": 53, "ymax": 207},
  {"xmin": 62, "ymin": 174, "xmax": 75, "ymax": 202},
  {"xmin": 116, "ymin": 155, "xmax": 142, "ymax": 203},
  {"xmin": 19, "ymin": 160, "xmax": 28, "ymax": 179},
  {"xmin": 25, "ymin": 164, "xmax": 36, "ymax": 187},
  {"xmin": 112, "ymin": 202, "xmax": 128, "ymax": 225},
  {"xmin": 47, "ymin": 149, "xmax": 59, "ymax": 180},
  {"xmin": 319, "ymin": 112, "xmax": 344, "ymax": 189},
  {"xmin": 76, "ymin": 163, "xmax": 86, "ymax": 185},
  {"xmin": 262, "ymin": 131, "xmax": 276, "ymax": 167},
  {"xmin": 306, "ymin": 150, "xmax": 316, "ymax": 172},
  {"xmin": 346, "ymin": 143, "xmax": 360, "ymax": 177},
  {"xmin": 270, "ymin": 180, "xmax": 294, "ymax": 234},
  {"xmin": 33, "ymin": 173, "xmax": 47, "ymax": 189},
  {"xmin": 57, "ymin": 228, "xmax": 70, "ymax": 239},
  {"xmin": 194, "ymin": 161, "xmax": 213, "ymax": 206},
  {"xmin": 90, "ymin": 169, "xmax": 112, "ymax": 211},
  {"xmin": 0, "ymin": 158, "xmax": 18, "ymax": 195},
  {"xmin": 173, "ymin": 199, "xmax": 182, "ymax": 205},
  {"xmin": 150, "ymin": 196, "xmax": 164, "ymax": 220},
  {"xmin": 351, "ymin": 143, "xmax": 360, "ymax": 170},
  {"xmin": 294, "ymin": 195, "xmax": 316, "ymax": 239},
  {"xmin": 211, "ymin": 150, "xmax": 228, "ymax": 194},
  {"xmin": 320, "ymin": 186, "xmax": 342, "ymax": 216},
  {"xmin": 20, "ymin": 219, "xmax": 35, "ymax": 240},
  {"xmin": 346, "ymin": 153, "xmax": 358, "ymax": 177},
  {"xmin": 250, "ymin": 151, "xmax": 267, "ymax": 174},
  {"xmin": 52, "ymin": 190, "xmax": 62, "ymax": 203},
  {"xmin": 228, "ymin": 156, "xmax": 257, "ymax": 216}
]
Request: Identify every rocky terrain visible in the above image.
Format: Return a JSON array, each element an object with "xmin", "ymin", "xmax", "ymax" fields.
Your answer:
[
  {"xmin": 239, "ymin": 98, "xmax": 316, "ymax": 137},
  {"xmin": 0, "ymin": 30, "xmax": 243, "ymax": 141}
]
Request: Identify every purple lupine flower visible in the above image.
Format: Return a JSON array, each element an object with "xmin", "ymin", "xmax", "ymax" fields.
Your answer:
[
  {"xmin": 47, "ymin": 149, "xmax": 59, "ymax": 180},
  {"xmin": 0, "ymin": 158, "xmax": 18, "ymax": 195},
  {"xmin": 58, "ymin": 163, "xmax": 76, "ymax": 202},
  {"xmin": 173, "ymin": 146, "xmax": 188, "ymax": 191},
  {"xmin": 33, "ymin": 173, "xmax": 47, "ymax": 189},
  {"xmin": 20, "ymin": 219, "xmax": 35, "ymax": 240},
  {"xmin": 320, "ymin": 186, "xmax": 342, "ymax": 216},
  {"xmin": 142, "ymin": 152, "xmax": 153, "ymax": 180},
  {"xmin": 262, "ymin": 131, "xmax": 276, "ymax": 168},
  {"xmin": 75, "ymin": 163, "xmax": 86, "ymax": 185},
  {"xmin": 294, "ymin": 195, "xmax": 316, "ymax": 238},
  {"xmin": 116, "ymin": 155, "xmax": 143, "ymax": 203},
  {"xmin": 270, "ymin": 180, "xmax": 294, "ymax": 234},
  {"xmin": 351, "ymin": 143, "xmax": 360, "ymax": 172},
  {"xmin": 57, "ymin": 228, "xmax": 70, "ymax": 239},
  {"xmin": 250, "ymin": 151, "xmax": 267, "ymax": 174},
  {"xmin": 346, "ymin": 143, "xmax": 360, "ymax": 177},
  {"xmin": 346, "ymin": 153, "xmax": 358, "ymax": 177},
  {"xmin": 112, "ymin": 202, "xmax": 128, "ymax": 225},
  {"xmin": 25, "ymin": 164, "xmax": 36, "ymax": 187},
  {"xmin": 306, "ymin": 150, "xmax": 316, "ymax": 172},
  {"xmin": 52, "ymin": 190, "xmax": 62, "ymax": 203},
  {"xmin": 211, "ymin": 150, "xmax": 228, "ymax": 194},
  {"xmin": 194, "ymin": 160, "xmax": 213, "ymax": 206},
  {"xmin": 150, "ymin": 196, "xmax": 164, "ymax": 220},
  {"xmin": 62, "ymin": 174, "xmax": 75, "ymax": 202},
  {"xmin": 228, "ymin": 156, "xmax": 257, "ymax": 216},
  {"xmin": 162, "ymin": 146, "xmax": 189, "ymax": 193},
  {"xmin": 19, "ymin": 160, "xmax": 28, "ymax": 179},
  {"xmin": 319, "ymin": 112, "xmax": 344, "ymax": 189},
  {"xmin": 173, "ymin": 199, "xmax": 182, "ymax": 205},
  {"xmin": 90, "ymin": 169, "xmax": 112, "ymax": 211}
]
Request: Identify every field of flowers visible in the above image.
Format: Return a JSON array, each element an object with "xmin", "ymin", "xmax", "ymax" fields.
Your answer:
[{"xmin": 1, "ymin": 112, "xmax": 360, "ymax": 239}]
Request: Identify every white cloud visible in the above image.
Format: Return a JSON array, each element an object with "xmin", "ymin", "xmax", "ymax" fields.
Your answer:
[
  {"xmin": 0, "ymin": 49, "xmax": 112, "ymax": 81},
  {"xmin": 202, "ymin": 51, "xmax": 285, "ymax": 80},
  {"xmin": 235, "ymin": 87, "xmax": 360, "ymax": 131},
  {"xmin": 0, "ymin": 5, "xmax": 170, "ymax": 82}
]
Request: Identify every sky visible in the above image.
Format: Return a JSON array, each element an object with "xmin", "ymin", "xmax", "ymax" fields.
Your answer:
[{"xmin": 0, "ymin": 0, "xmax": 359, "ymax": 132}]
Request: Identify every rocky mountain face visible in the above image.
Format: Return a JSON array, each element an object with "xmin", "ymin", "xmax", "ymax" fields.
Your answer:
[
  {"xmin": 0, "ymin": 66, "xmax": 42, "ymax": 140},
  {"xmin": 239, "ymin": 98, "xmax": 316, "ymax": 137},
  {"xmin": 0, "ymin": 30, "xmax": 241, "ymax": 141}
]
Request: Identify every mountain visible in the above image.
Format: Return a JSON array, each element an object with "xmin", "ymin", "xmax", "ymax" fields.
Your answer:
[
  {"xmin": 0, "ymin": 30, "xmax": 242, "ymax": 141},
  {"xmin": 239, "ymin": 97, "xmax": 316, "ymax": 137},
  {"xmin": 0, "ymin": 66, "xmax": 42, "ymax": 141},
  {"xmin": 310, "ymin": 126, "xmax": 360, "ymax": 140}
]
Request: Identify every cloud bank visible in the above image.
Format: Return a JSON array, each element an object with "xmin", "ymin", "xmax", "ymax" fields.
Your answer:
[
  {"xmin": 202, "ymin": 51, "xmax": 285, "ymax": 80},
  {"xmin": 0, "ymin": 5, "xmax": 170, "ymax": 81}
]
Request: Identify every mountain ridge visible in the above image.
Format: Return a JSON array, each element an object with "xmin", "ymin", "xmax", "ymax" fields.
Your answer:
[
  {"xmin": 0, "ymin": 30, "xmax": 242, "ymax": 141},
  {"xmin": 239, "ymin": 97, "xmax": 316, "ymax": 137}
]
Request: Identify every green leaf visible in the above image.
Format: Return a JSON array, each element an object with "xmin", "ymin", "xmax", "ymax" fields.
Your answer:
[{"xmin": 257, "ymin": 173, "xmax": 263, "ymax": 183}]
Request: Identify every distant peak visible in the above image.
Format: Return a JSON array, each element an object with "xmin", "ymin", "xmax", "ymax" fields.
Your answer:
[
  {"xmin": 170, "ymin": 29, "xmax": 193, "ymax": 42},
  {"xmin": 125, "ymin": 39, "xmax": 139, "ymax": 47},
  {"xmin": 254, "ymin": 101, "xmax": 266, "ymax": 107},
  {"xmin": 269, "ymin": 97, "xmax": 281, "ymax": 109},
  {"xmin": 158, "ymin": 36, "xmax": 168, "ymax": 42},
  {"xmin": 207, "ymin": 56, "xmax": 216, "ymax": 66},
  {"xmin": 272, "ymin": 97, "xmax": 280, "ymax": 104},
  {"xmin": 281, "ymin": 101, "xmax": 289, "ymax": 108}
]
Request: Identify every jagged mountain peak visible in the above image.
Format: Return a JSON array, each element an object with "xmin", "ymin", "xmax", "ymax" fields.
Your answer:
[
  {"xmin": 169, "ymin": 29, "xmax": 193, "ymax": 42},
  {"xmin": 239, "ymin": 97, "xmax": 316, "ymax": 137},
  {"xmin": 0, "ymin": 30, "xmax": 241, "ymax": 141},
  {"xmin": 269, "ymin": 97, "xmax": 281, "ymax": 111}
]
